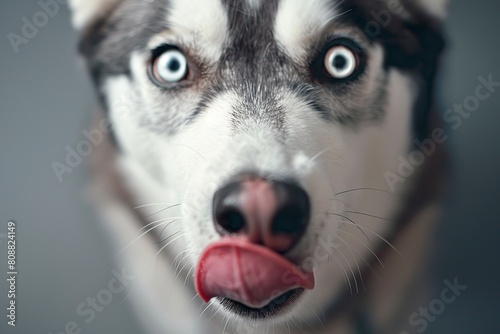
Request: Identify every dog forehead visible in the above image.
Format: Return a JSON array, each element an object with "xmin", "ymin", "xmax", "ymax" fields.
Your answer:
[
  {"xmin": 166, "ymin": 0, "xmax": 228, "ymax": 60},
  {"xmin": 166, "ymin": 0, "xmax": 343, "ymax": 58},
  {"xmin": 274, "ymin": 0, "xmax": 342, "ymax": 61}
]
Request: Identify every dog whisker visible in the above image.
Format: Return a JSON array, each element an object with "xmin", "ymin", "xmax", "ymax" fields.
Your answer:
[
  {"xmin": 302, "ymin": 302, "xmax": 326, "ymax": 330},
  {"xmin": 123, "ymin": 233, "xmax": 186, "ymax": 305},
  {"xmin": 345, "ymin": 210, "xmax": 391, "ymax": 222},
  {"xmin": 332, "ymin": 0, "xmax": 348, "ymax": 12},
  {"xmin": 199, "ymin": 300, "xmax": 215, "ymax": 320},
  {"xmin": 330, "ymin": 197, "xmax": 358, "ymax": 211},
  {"xmin": 116, "ymin": 219, "xmax": 180, "ymax": 256},
  {"xmin": 315, "ymin": 0, "xmax": 350, "ymax": 31},
  {"xmin": 332, "ymin": 8, "xmax": 352, "ymax": 21},
  {"xmin": 334, "ymin": 246, "xmax": 359, "ymax": 294},
  {"xmin": 330, "ymin": 251, "xmax": 352, "ymax": 294},
  {"xmin": 222, "ymin": 315, "xmax": 231, "ymax": 334},
  {"xmin": 330, "ymin": 214, "xmax": 403, "ymax": 256},
  {"xmin": 167, "ymin": 247, "xmax": 195, "ymax": 299},
  {"xmin": 309, "ymin": 145, "xmax": 337, "ymax": 163},
  {"xmin": 156, "ymin": 221, "xmax": 183, "ymax": 244},
  {"xmin": 296, "ymin": 309, "xmax": 318, "ymax": 331},
  {"xmin": 335, "ymin": 236, "xmax": 366, "ymax": 291},
  {"xmin": 207, "ymin": 302, "xmax": 224, "ymax": 322},
  {"xmin": 234, "ymin": 317, "xmax": 242, "ymax": 334},
  {"xmin": 172, "ymin": 250, "xmax": 189, "ymax": 274},
  {"xmin": 190, "ymin": 292, "xmax": 199, "ymax": 304},
  {"xmin": 296, "ymin": 315, "xmax": 304, "ymax": 330},
  {"xmin": 153, "ymin": 234, "xmax": 187, "ymax": 282},
  {"xmin": 169, "ymin": 257, "xmax": 192, "ymax": 300},
  {"xmin": 184, "ymin": 266, "xmax": 195, "ymax": 288},
  {"xmin": 174, "ymin": 258, "xmax": 192, "ymax": 287},
  {"xmin": 154, "ymin": 232, "xmax": 184, "ymax": 260},
  {"xmin": 285, "ymin": 318, "xmax": 292, "ymax": 334},
  {"xmin": 338, "ymin": 229, "xmax": 385, "ymax": 270},
  {"xmin": 335, "ymin": 187, "xmax": 392, "ymax": 196},
  {"xmin": 136, "ymin": 216, "xmax": 183, "ymax": 234},
  {"xmin": 133, "ymin": 202, "xmax": 179, "ymax": 210},
  {"xmin": 157, "ymin": 218, "xmax": 182, "ymax": 241},
  {"xmin": 144, "ymin": 203, "xmax": 181, "ymax": 218},
  {"xmin": 187, "ymin": 291, "xmax": 201, "ymax": 312},
  {"xmin": 327, "ymin": 213, "xmax": 373, "ymax": 248}
]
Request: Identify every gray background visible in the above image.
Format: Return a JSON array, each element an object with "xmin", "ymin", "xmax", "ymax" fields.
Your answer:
[{"xmin": 0, "ymin": 1, "xmax": 499, "ymax": 333}]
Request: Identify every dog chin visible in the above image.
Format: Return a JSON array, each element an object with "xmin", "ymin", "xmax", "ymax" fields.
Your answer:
[
  {"xmin": 216, "ymin": 288, "xmax": 305, "ymax": 320},
  {"xmin": 213, "ymin": 288, "xmax": 332, "ymax": 334}
]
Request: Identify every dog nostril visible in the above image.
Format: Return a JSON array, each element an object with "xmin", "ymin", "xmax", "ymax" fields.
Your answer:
[
  {"xmin": 272, "ymin": 205, "xmax": 308, "ymax": 235},
  {"xmin": 217, "ymin": 209, "xmax": 245, "ymax": 233},
  {"xmin": 213, "ymin": 177, "xmax": 310, "ymax": 252},
  {"xmin": 271, "ymin": 182, "xmax": 310, "ymax": 245},
  {"xmin": 213, "ymin": 181, "xmax": 246, "ymax": 235}
]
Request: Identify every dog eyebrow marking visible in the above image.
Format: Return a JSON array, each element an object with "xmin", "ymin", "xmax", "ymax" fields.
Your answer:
[
  {"xmin": 167, "ymin": 0, "xmax": 229, "ymax": 62},
  {"xmin": 274, "ymin": 0, "xmax": 346, "ymax": 62}
]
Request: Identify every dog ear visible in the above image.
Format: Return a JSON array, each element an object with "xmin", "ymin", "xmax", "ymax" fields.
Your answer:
[{"xmin": 68, "ymin": 0, "xmax": 123, "ymax": 30}]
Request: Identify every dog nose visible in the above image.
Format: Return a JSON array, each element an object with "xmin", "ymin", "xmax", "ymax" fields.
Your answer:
[{"xmin": 213, "ymin": 177, "xmax": 310, "ymax": 253}]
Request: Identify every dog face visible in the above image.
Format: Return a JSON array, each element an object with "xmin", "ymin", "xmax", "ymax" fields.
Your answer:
[{"xmin": 72, "ymin": 0, "xmax": 447, "ymax": 327}]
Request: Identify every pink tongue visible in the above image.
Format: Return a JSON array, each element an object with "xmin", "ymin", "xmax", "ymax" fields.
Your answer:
[{"xmin": 195, "ymin": 237, "xmax": 314, "ymax": 308}]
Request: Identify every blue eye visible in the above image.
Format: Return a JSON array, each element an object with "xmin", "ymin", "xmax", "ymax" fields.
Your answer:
[
  {"xmin": 153, "ymin": 49, "xmax": 188, "ymax": 84},
  {"xmin": 324, "ymin": 45, "xmax": 358, "ymax": 79}
]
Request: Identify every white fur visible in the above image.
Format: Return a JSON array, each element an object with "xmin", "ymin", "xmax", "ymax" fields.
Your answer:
[
  {"xmin": 167, "ymin": 0, "xmax": 229, "ymax": 62},
  {"xmin": 104, "ymin": 42, "xmax": 414, "ymax": 331},
  {"xmin": 274, "ymin": 0, "xmax": 341, "ymax": 61},
  {"xmin": 87, "ymin": 0, "xmax": 442, "ymax": 332},
  {"xmin": 69, "ymin": 0, "xmax": 121, "ymax": 29},
  {"xmin": 101, "ymin": 37, "xmax": 417, "ymax": 334}
]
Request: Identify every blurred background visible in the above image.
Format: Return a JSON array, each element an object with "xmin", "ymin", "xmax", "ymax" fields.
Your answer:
[{"xmin": 0, "ymin": 1, "xmax": 499, "ymax": 333}]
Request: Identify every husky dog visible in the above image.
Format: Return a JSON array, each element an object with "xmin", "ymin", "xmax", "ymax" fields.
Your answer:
[{"xmin": 70, "ymin": 0, "xmax": 449, "ymax": 333}]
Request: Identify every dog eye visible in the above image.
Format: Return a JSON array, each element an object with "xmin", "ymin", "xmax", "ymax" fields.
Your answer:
[
  {"xmin": 311, "ymin": 38, "xmax": 365, "ymax": 84},
  {"xmin": 324, "ymin": 45, "xmax": 358, "ymax": 80},
  {"xmin": 150, "ymin": 47, "xmax": 189, "ymax": 85}
]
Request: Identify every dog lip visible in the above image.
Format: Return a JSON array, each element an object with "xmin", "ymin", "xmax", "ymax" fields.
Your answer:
[
  {"xmin": 219, "ymin": 288, "xmax": 305, "ymax": 318},
  {"xmin": 195, "ymin": 237, "xmax": 315, "ymax": 308}
]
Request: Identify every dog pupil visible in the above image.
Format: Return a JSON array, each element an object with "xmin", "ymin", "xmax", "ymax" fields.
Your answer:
[
  {"xmin": 333, "ymin": 55, "xmax": 347, "ymax": 70},
  {"xmin": 168, "ymin": 59, "xmax": 181, "ymax": 72}
]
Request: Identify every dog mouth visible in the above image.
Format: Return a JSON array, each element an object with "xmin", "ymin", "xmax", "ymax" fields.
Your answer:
[
  {"xmin": 195, "ymin": 237, "xmax": 314, "ymax": 316},
  {"xmin": 218, "ymin": 288, "xmax": 305, "ymax": 319}
]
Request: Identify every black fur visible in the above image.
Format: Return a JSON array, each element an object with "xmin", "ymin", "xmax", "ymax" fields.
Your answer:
[{"xmin": 336, "ymin": 0, "xmax": 445, "ymax": 140}]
